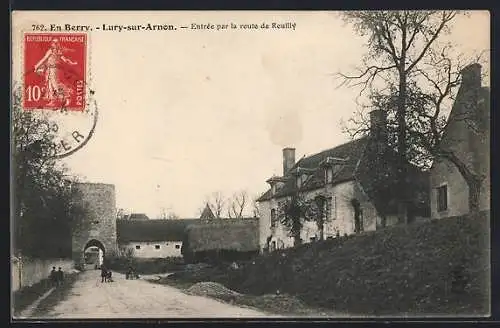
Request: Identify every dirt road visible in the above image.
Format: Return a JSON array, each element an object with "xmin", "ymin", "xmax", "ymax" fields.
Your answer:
[{"xmin": 38, "ymin": 270, "xmax": 273, "ymax": 318}]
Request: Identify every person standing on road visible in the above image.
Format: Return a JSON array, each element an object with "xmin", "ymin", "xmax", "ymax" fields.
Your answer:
[
  {"xmin": 100, "ymin": 264, "xmax": 107, "ymax": 283},
  {"xmin": 50, "ymin": 267, "xmax": 57, "ymax": 287},
  {"xmin": 56, "ymin": 267, "xmax": 64, "ymax": 286}
]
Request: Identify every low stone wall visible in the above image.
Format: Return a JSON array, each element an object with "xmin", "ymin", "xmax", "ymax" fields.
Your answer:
[{"xmin": 11, "ymin": 256, "xmax": 74, "ymax": 292}]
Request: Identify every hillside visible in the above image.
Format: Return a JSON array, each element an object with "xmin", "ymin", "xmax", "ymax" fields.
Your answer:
[{"xmin": 168, "ymin": 213, "xmax": 490, "ymax": 316}]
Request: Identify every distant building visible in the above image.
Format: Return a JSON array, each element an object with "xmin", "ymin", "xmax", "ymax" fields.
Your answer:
[
  {"xmin": 199, "ymin": 203, "xmax": 215, "ymax": 219},
  {"xmin": 117, "ymin": 219, "xmax": 199, "ymax": 258},
  {"xmin": 429, "ymin": 64, "xmax": 490, "ymax": 219},
  {"xmin": 123, "ymin": 213, "xmax": 150, "ymax": 220},
  {"xmin": 257, "ymin": 110, "xmax": 430, "ymax": 252}
]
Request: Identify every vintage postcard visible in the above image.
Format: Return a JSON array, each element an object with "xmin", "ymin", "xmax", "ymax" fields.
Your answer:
[{"xmin": 11, "ymin": 10, "xmax": 491, "ymax": 319}]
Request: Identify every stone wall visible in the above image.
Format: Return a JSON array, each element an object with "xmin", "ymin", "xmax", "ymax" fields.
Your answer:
[
  {"xmin": 71, "ymin": 182, "xmax": 117, "ymax": 268},
  {"xmin": 11, "ymin": 256, "xmax": 74, "ymax": 292}
]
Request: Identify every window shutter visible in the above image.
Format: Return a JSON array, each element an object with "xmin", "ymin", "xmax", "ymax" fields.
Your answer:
[{"xmin": 331, "ymin": 196, "xmax": 336, "ymax": 219}]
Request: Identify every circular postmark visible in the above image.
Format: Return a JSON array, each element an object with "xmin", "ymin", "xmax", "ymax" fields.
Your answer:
[
  {"xmin": 22, "ymin": 78, "xmax": 99, "ymax": 159},
  {"xmin": 45, "ymin": 85, "xmax": 98, "ymax": 159},
  {"xmin": 22, "ymin": 33, "xmax": 98, "ymax": 159}
]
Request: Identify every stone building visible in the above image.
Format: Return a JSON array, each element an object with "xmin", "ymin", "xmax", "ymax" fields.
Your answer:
[
  {"xmin": 117, "ymin": 219, "xmax": 199, "ymax": 258},
  {"xmin": 257, "ymin": 110, "xmax": 430, "ymax": 252},
  {"xmin": 429, "ymin": 63, "xmax": 490, "ymax": 219},
  {"xmin": 71, "ymin": 182, "xmax": 117, "ymax": 268}
]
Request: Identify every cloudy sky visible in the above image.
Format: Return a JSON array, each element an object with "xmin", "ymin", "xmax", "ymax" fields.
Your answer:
[{"xmin": 13, "ymin": 11, "xmax": 490, "ymax": 218}]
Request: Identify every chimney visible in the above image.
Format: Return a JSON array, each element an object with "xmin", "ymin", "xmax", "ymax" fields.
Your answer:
[
  {"xmin": 461, "ymin": 63, "xmax": 482, "ymax": 89},
  {"xmin": 282, "ymin": 148, "xmax": 296, "ymax": 175},
  {"xmin": 369, "ymin": 110, "xmax": 388, "ymax": 144}
]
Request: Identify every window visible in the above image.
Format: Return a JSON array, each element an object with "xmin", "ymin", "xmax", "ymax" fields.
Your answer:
[
  {"xmin": 155, "ymin": 245, "xmax": 160, "ymax": 250},
  {"xmin": 270, "ymin": 209, "xmax": 277, "ymax": 227},
  {"xmin": 135, "ymin": 245, "xmax": 141, "ymax": 250},
  {"xmin": 332, "ymin": 164, "xmax": 343, "ymax": 176},
  {"xmin": 297, "ymin": 174, "xmax": 307, "ymax": 188},
  {"xmin": 437, "ymin": 185, "xmax": 448, "ymax": 212},
  {"xmin": 327, "ymin": 196, "xmax": 336, "ymax": 220},
  {"xmin": 175, "ymin": 244, "xmax": 180, "ymax": 249},
  {"xmin": 326, "ymin": 168, "xmax": 333, "ymax": 183}
]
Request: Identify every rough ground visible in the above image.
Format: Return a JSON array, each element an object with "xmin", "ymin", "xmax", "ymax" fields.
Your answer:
[
  {"xmin": 166, "ymin": 214, "xmax": 490, "ymax": 317},
  {"xmin": 21, "ymin": 270, "xmax": 273, "ymax": 319}
]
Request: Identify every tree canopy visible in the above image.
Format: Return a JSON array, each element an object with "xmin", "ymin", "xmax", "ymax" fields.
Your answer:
[{"xmin": 12, "ymin": 87, "xmax": 90, "ymax": 258}]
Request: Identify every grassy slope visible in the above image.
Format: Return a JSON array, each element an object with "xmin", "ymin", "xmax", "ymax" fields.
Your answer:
[{"xmin": 169, "ymin": 214, "xmax": 490, "ymax": 317}]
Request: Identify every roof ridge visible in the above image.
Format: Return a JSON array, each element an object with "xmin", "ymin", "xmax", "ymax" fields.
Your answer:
[
  {"xmin": 352, "ymin": 137, "xmax": 369, "ymax": 179},
  {"xmin": 300, "ymin": 136, "xmax": 368, "ymax": 160}
]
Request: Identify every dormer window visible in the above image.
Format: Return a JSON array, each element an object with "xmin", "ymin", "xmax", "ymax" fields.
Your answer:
[
  {"xmin": 321, "ymin": 157, "xmax": 347, "ymax": 184},
  {"xmin": 267, "ymin": 176, "xmax": 287, "ymax": 196},
  {"xmin": 297, "ymin": 174, "xmax": 307, "ymax": 188}
]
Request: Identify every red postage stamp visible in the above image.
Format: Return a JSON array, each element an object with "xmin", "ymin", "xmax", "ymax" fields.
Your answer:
[{"xmin": 23, "ymin": 33, "xmax": 87, "ymax": 111}]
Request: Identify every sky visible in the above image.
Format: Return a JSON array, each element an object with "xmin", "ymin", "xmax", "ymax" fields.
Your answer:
[{"xmin": 12, "ymin": 11, "xmax": 490, "ymax": 218}]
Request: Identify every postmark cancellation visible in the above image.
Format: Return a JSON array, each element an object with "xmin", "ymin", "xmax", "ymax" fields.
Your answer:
[{"xmin": 20, "ymin": 32, "xmax": 97, "ymax": 158}]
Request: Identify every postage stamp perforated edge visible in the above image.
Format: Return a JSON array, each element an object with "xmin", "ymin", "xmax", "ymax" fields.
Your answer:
[
  {"xmin": 22, "ymin": 32, "xmax": 89, "ymax": 112},
  {"xmin": 14, "ymin": 25, "xmax": 99, "ymax": 158}
]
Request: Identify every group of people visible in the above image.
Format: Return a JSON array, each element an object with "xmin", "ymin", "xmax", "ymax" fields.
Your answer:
[
  {"xmin": 49, "ymin": 267, "xmax": 64, "ymax": 287},
  {"xmin": 100, "ymin": 264, "xmax": 113, "ymax": 283},
  {"xmin": 126, "ymin": 266, "xmax": 139, "ymax": 280}
]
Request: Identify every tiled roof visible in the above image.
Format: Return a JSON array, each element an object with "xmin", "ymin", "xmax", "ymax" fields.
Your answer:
[
  {"xmin": 117, "ymin": 219, "xmax": 200, "ymax": 243},
  {"xmin": 257, "ymin": 136, "xmax": 430, "ymax": 217},
  {"xmin": 257, "ymin": 137, "xmax": 369, "ymax": 201}
]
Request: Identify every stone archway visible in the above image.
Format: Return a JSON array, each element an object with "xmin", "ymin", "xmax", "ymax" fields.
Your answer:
[
  {"xmin": 83, "ymin": 239, "xmax": 106, "ymax": 270},
  {"xmin": 71, "ymin": 182, "xmax": 117, "ymax": 269}
]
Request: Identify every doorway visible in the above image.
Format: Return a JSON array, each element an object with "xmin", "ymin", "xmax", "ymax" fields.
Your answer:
[
  {"xmin": 351, "ymin": 199, "xmax": 364, "ymax": 233},
  {"xmin": 83, "ymin": 239, "xmax": 105, "ymax": 270}
]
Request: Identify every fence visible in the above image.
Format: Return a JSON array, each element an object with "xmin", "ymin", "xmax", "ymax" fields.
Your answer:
[{"xmin": 11, "ymin": 256, "xmax": 74, "ymax": 292}]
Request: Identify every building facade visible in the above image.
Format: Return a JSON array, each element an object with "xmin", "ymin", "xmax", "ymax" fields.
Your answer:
[
  {"xmin": 120, "ymin": 241, "xmax": 183, "ymax": 258},
  {"xmin": 116, "ymin": 219, "xmax": 199, "ymax": 258},
  {"xmin": 430, "ymin": 63, "xmax": 490, "ymax": 219},
  {"xmin": 71, "ymin": 182, "xmax": 117, "ymax": 268},
  {"xmin": 257, "ymin": 111, "xmax": 430, "ymax": 252}
]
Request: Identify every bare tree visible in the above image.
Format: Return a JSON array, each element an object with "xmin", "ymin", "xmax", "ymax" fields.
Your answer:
[
  {"xmin": 407, "ymin": 56, "xmax": 488, "ymax": 215},
  {"xmin": 227, "ymin": 190, "xmax": 248, "ymax": 219},
  {"xmin": 339, "ymin": 10, "xmax": 463, "ymax": 223},
  {"xmin": 166, "ymin": 212, "xmax": 180, "ymax": 220},
  {"xmin": 116, "ymin": 208, "xmax": 126, "ymax": 220},
  {"xmin": 159, "ymin": 207, "xmax": 167, "ymax": 220},
  {"xmin": 343, "ymin": 43, "xmax": 488, "ymax": 216},
  {"xmin": 205, "ymin": 191, "xmax": 225, "ymax": 219},
  {"xmin": 252, "ymin": 196, "xmax": 261, "ymax": 218}
]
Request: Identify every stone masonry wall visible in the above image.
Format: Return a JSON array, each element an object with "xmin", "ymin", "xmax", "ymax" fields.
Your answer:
[{"xmin": 72, "ymin": 182, "xmax": 117, "ymax": 268}]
